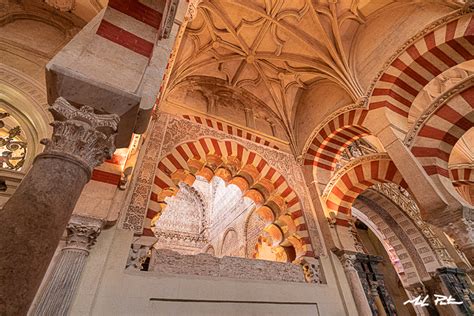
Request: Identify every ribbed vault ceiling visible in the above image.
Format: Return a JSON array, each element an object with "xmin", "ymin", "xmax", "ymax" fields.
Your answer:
[{"xmin": 169, "ymin": 0, "xmax": 369, "ymax": 134}]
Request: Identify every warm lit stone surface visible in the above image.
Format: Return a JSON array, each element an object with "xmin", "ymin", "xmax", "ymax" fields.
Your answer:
[
  {"xmin": 0, "ymin": 157, "xmax": 88, "ymax": 315},
  {"xmin": 150, "ymin": 249, "xmax": 305, "ymax": 283}
]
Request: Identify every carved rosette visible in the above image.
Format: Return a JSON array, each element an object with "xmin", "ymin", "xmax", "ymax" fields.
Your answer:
[
  {"xmin": 39, "ymin": 97, "xmax": 119, "ymax": 178},
  {"xmin": 65, "ymin": 215, "xmax": 104, "ymax": 252}
]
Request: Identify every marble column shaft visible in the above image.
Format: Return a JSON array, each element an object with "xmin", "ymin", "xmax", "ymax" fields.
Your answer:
[
  {"xmin": 339, "ymin": 253, "xmax": 373, "ymax": 316},
  {"xmin": 33, "ymin": 216, "xmax": 103, "ymax": 316},
  {"xmin": 0, "ymin": 98, "xmax": 118, "ymax": 315}
]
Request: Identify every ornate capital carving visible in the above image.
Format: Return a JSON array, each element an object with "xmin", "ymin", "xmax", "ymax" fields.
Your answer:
[
  {"xmin": 300, "ymin": 257, "xmax": 322, "ymax": 283},
  {"xmin": 338, "ymin": 253, "xmax": 357, "ymax": 272},
  {"xmin": 39, "ymin": 97, "xmax": 119, "ymax": 178},
  {"xmin": 446, "ymin": 215, "xmax": 474, "ymax": 251},
  {"xmin": 65, "ymin": 215, "xmax": 104, "ymax": 252}
]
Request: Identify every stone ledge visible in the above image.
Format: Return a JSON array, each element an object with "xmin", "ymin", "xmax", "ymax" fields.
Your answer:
[{"xmin": 149, "ymin": 249, "xmax": 306, "ymax": 283}]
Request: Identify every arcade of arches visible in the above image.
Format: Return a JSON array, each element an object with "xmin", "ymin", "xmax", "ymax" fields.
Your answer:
[{"xmin": 0, "ymin": 1, "xmax": 473, "ymax": 315}]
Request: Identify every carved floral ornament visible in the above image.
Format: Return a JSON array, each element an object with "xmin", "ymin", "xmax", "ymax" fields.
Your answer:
[
  {"xmin": 65, "ymin": 215, "xmax": 104, "ymax": 252},
  {"xmin": 40, "ymin": 98, "xmax": 119, "ymax": 177},
  {"xmin": 372, "ymin": 183, "xmax": 456, "ymax": 267}
]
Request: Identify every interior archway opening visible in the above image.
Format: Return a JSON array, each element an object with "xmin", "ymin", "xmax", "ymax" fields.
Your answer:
[{"xmin": 353, "ymin": 218, "xmax": 417, "ymax": 316}]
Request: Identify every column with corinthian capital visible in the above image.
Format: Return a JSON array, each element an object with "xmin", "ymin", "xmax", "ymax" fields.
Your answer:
[
  {"xmin": 0, "ymin": 97, "xmax": 119, "ymax": 316},
  {"xmin": 338, "ymin": 252, "xmax": 373, "ymax": 316},
  {"xmin": 32, "ymin": 215, "xmax": 103, "ymax": 315}
]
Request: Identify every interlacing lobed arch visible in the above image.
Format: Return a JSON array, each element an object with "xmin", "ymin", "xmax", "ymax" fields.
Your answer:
[{"xmin": 145, "ymin": 137, "xmax": 314, "ymax": 260}]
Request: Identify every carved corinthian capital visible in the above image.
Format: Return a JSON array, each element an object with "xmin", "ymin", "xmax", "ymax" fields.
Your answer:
[
  {"xmin": 65, "ymin": 215, "xmax": 104, "ymax": 252},
  {"xmin": 40, "ymin": 97, "xmax": 120, "ymax": 178},
  {"xmin": 338, "ymin": 253, "xmax": 357, "ymax": 272}
]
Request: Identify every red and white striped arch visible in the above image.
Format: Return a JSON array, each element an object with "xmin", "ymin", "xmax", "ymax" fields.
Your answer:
[
  {"xmin": 451, "ymin": 167, "xmax": 474, "ymax": 187},
  {"xmin": 304, "ymin": 109, "xmax": 369, "ymax": 171},
  {"xmin": 368, "ymin": 14, "xmax": 474, "ymax": 133},
  {"xmin": 411, "ymin": 88, "xmax": 474, "ymax": 182},
  {"xmin": 183, "ymin": 115, "xmax": 281, "ymax": 150},
  {"xmin": 144, "ymin": 137, "xmax": 314, "ymax": 258},
  {"xmin": 324, "ymin": 155, "xmax": 408, "ymax": 225}
]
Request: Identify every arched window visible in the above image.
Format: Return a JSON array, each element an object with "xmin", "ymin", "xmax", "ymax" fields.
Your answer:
[{"xmin": 0, "ymin": 109, "xmax": 27, "ymax": 171}]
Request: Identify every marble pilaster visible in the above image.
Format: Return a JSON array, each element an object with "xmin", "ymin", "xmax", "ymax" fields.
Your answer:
[{"xmin": 32, "ymin": 215, "xmax": 103, "ymax": 315}]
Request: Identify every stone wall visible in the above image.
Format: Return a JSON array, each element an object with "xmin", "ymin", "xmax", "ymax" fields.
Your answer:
[{"xmin": 150, "ymin": 249, "xmax": 306, "ymax": 283}]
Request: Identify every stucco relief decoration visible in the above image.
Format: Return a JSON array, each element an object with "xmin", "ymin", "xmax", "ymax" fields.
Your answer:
[
  {"xmin": 300, "ymin": 257, "xmax": 321, "ymax": 283},
  {"xmin": 122, "ymin": 115, "xmax": 169, "ymax": 233},
  {"xmin": 162, "ymin": 116, "xmax": 324, "ymax": 255},
  {"xmin": 373, "ymin": 183, "xmax": 455, "ymax": 267},
  {"xmin": 159, "ymin": 0, "xmax": 180, "ymax": 39}
]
